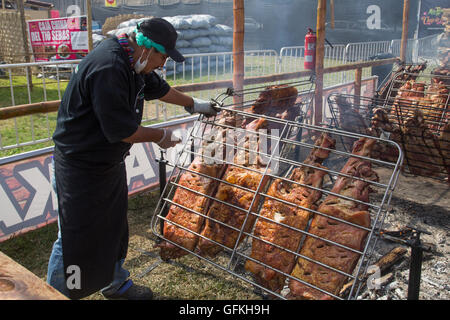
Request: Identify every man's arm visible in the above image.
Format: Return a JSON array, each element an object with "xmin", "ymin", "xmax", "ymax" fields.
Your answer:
[
  {"xmin": 159, "ymin": 87, "xmax": 194, "ymax": 108},
  {"xmin": 122, "ymin": 126, "xmax": 164, "ymax": 144},
  {"xmin": 122, "ymin": 125, "xmax": 181, "ymax": 149}
]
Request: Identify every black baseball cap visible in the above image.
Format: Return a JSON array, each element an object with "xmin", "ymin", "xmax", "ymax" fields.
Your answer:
[{"xmin": 137, "ymin": 18, "xmax": 185, "ymax": 63}]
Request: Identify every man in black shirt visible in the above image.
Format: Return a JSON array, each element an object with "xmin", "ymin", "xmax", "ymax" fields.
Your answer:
[{"xmin": 47, "ymin": 18, "xmax": 218, "ymax": 300}]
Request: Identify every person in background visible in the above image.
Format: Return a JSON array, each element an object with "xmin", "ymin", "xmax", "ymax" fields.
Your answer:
[{"xmin": 47, "ymin": 17, "xmax": 218, "ymax": 300}]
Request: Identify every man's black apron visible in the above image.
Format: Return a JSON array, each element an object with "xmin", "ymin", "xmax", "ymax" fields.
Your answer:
[
  {"xmin": 54, "ymin": 147, "xmax": 129, "ymax": 300},
  {"xmin": 49, "ymin": 40, "xmax": 165, "ymax": 299}
]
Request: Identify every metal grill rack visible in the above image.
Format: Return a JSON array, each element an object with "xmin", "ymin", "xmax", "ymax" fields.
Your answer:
[
  {"xmin": 376, "ymin": 62, "xmax": 428, "ymax": 101},
  {"xmin": 150, "ymin": 82, "xmax": 403, "ymax": 300},
  {"xmin": 328, "ymin": 71, "xmax": 450, "ymax": 182}
]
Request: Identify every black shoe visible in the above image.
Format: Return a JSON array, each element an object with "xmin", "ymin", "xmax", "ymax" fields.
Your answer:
[{"xmin": 104, "ymin": 279, "xmax": 153, "ymax": 300}]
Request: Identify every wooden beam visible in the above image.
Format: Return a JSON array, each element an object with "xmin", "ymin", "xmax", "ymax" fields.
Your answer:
[
  {"xmin": 0, "ymin": 251, "xmax": 68, "ymax": 300},
  {"xmin": 0, "ymin": 100, "xmax": 60, "ymax": 120},
  {"xmin": 400, "ymin": 0, "xmax": 410, "ymax": 63},
  {"xmin": 314, "ymin": 0, "xmax": 326, "ymax": 126},
  {"xmin": 323, "ymin": 57, "xmax": 399, "ymax": 73},
  {"xmin": 232, "ymin": 0, "xmax": 244, "ymax": 108},
  {"xmin": 354, "ymin": 67, "xmax": 362, "ymax": 105}
]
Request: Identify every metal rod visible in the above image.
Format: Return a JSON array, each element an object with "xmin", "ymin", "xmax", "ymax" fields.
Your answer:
[{"xmin": 407, "ymin": 231, "xmax": 425, "ymax": 300}]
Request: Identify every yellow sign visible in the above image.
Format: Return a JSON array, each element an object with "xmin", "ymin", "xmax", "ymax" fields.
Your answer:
[{"xmin": 105, "ymin": 0, "xmax": 117, "ymax": 7}]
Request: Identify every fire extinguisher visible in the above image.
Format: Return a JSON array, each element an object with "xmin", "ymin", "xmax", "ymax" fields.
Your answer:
[{"xmin": 304, "ymin": 28, "xmax": 316, "ymax": 70}]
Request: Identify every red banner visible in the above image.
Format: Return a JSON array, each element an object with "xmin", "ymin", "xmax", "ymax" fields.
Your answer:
[{"xmin": 27, "ymin": 16, "xmax": 89, "ymax": 62}]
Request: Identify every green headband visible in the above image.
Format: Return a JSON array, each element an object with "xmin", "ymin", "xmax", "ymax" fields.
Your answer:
[{"xmin": 134, "ymin": 26, "xmax": 167, "ymax": 54}]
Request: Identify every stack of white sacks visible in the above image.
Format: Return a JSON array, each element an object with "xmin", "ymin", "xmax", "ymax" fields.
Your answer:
[{"xmin": 106, "ymin": 14, "xmax": 233, "ymax": 76}]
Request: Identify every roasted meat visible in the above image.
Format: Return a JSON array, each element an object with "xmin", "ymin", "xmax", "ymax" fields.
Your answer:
[
  {"xmin": 195, "ymin": 85, "xmax": 300, "ymax": 258},
  {"xmin": 156, "ymin": 113, "xmax": 236, "ymax": 260},
  {"xmin": 390, "ymin": 80, "xmax": 448, "ymax": 131},
  {"xmin": 367, "ymin": 108, "xmax": 402, "ymax": 163},
  {"xmin": 401, "ymin": 109, "xmax": 448, "ymax": 177},
  {"xmin": 332, "ymin": 95, "xmax": 370, "ymax": 149},
  {"xmin": 196, "ymin": 118, "xmax": 269, "ymax": 258},
  {"xmin": 377, "ymin": 63, "xmax": 427, "ymax": 101},
  {"xmin": 288, "ymin": 138, "xmax": 379, "ymax": 300},
  {"xmin": 241, "ymin": 84, "xmax": 300, "ymax": 130},
  {"xmin": 245, "ymin": 133, "xmax": 336, "ymax": 294},
  {"xmin": 159, "ymin": 84, "xmax": 301, "ymax": 260}
]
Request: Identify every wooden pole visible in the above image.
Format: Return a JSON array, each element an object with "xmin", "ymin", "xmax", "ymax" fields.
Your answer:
[
  {"xmin": 86, "ymin": 0, "xmax": 93, "ymax": 51},
  {"xmin": 330, "ymin": 0, "xmax": 335, "ymax": 29},
  {"xmin": 16, "ymin": 0, "xmax": 32, "ymax": 88},
  {"xmin": 400, "ymin": 0, "xmax": 410, "ymax": 63},
  {"xmin": 354, "ymin": 67, "xmax": 362, "ymax": 106},
  {"xmin": 232, "ymin": 0, "xmax": 244, "ymax": 109},
  {"xmin": 314, "ymin": 0, "xmax": 326, "ymax": 126},
  {"xmin": 0, "ymin": 100, "xmax": 60, "ymax": 120}
]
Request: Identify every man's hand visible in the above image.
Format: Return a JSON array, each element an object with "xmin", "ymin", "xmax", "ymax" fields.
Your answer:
[
  {"xmin": 156, "ymin": 128, "xmax": 181, "ymax": 149},
  {"xmin": 185, "ymin": 98, "xmax": 219, "ymax": 117}
]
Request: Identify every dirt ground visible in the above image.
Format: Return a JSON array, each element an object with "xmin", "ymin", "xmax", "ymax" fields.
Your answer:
[{"xmin": 358, "ymin": 169, "xmax": 450, "ymax": 300}]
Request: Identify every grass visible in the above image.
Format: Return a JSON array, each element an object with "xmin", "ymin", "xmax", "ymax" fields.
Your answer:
[{"xmin": 0, "ymin": 189, "xmax": 261, "ymax": 300}]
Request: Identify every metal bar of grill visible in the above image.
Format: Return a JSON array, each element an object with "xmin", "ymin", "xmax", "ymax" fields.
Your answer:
[
  {"xmin": 327, "ymin": 69, "xmax": 449, "ymax": 183},
  {"xmin": 150, "ymin": 81, "xmax": 403, "ymax": 300}
]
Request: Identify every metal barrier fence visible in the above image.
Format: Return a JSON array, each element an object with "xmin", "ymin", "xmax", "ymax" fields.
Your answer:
[
  {"xmin": 0, "ymin": 50, "xmax": 280, "ymax": 153},
  {"xmin": 416, "ymin": 34, "xmax": 442, "ymax": 61},
  {"xmin": 390, "ymin": 38, "xmax": 415, "ymax": 63},
  {"xmin": 0, "ymin": 35, "xmax": 442, "ymax": 154},
  {"xmin": 279, "ymin": 44, "xmax": 348, "ymax": 86}
]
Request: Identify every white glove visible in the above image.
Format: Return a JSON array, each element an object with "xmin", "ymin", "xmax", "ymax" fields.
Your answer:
[
  {"xmin": 184, "ymin": 98, "xmax": 219, "ymax": 117},
  {"xmin": 156, "ymin": 128, "xmax": 181, "ymax": 149}
]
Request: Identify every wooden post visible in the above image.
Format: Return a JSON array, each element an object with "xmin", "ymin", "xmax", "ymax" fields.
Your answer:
[
  {"xmin": 330, "ymin": 0, "xmax": 335, "ymax": 29},
  {"xmin": 232, "ymin": 0, "xmax": 244, "ymax": 109},
  {"xmin": 400, "ymin": 0, "xmax": 410, "ymax": 63},
  {"xmin": 354, "ymin": 67, "xmax": 362, "ymax": 106},
  {"xmin": 86, "ymin": 0, "xmax": 93, "ymax": 51},
  {"xmin": 314, "ymin": 0, "xmax": 326, "ymax": 126},
  {"xmin": 16, "ymin": 0, "xmax": 32, "ymax": 89}
]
